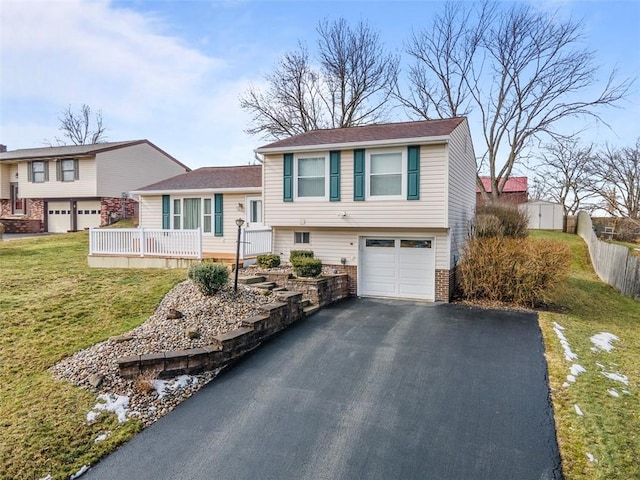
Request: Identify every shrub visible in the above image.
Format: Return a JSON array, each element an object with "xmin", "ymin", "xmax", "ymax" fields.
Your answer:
[
  {"xmin": 458, "ymin": 237, "xmax": 570, "ymax": 306},
  {"xmin": 291, "ymin": 257, "xmax": 322, "ymax": 278},
  {"xmin": 187, "ymin": 262, "xmax": 229, "ymax": 296},
  {"xmin": 257, "ymin": 254, "xmax": 281, "ymax": 268},
  {"xmin": 289, "ymin": 250, "xmax": 314, "ymax": 261},
  {"xmin": 472, "ymin": 202, "xmax": 529, "ymax": 238}
]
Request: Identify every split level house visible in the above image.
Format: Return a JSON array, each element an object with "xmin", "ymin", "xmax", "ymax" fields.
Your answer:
[
  {"xmin": 88, "ymin": 117, "xmax": 476, "ymax": 302},
  {"xmin": 0, "ymin": 140, "xmax": 189, "ymax": 233}
]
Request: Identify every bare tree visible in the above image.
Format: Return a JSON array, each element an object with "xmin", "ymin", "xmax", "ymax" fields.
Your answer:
[
  {"xmin": 240, "ymin": 18, "xmax": 399, "ymax": 139},
  {"xmin": 403, "ymin": 1, "xmax": 632, "ymax": 200},
  {"xmin": 51, "ymin": 104, "xmax": 107, "ymax": 145},
  {"xmin": 532, "ymin": 139, "xmax": 596, "ymax": 215},
  {"xmin": 590, "ymin": 139, "xmax": 640, "ymax": 219}
]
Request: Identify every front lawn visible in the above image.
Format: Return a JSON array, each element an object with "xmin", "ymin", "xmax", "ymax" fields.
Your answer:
[
  {"xmin": 533, "ymin": 231, "xmax": 640, "ymax": 479},
  {"xmin": 0, "ymin": 232, "xmax": 185, "ymax": 479}
]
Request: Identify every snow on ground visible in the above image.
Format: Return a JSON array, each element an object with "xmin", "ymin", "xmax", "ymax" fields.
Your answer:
[
  {"xmin": 586, "ymin": 453, "xmax": 596, "ymax": 462},
  {"xmin": 574, "ymin": 404, "xmax": 584, "ymax": 416},
  {"xmin": 608, "ymin": 389, "xmax": 620, "ymax": 398},
  {"xmin": 94, "ymin": 431, "xmax": 110, "ymax": 443},
  {"xmin": 590, "ymin": 332, "xmax": 619, "ymax": 353},
  {"xmin": 153, "ymin": 375, "xmax": 198, "ymax": 399},
  {"xmin": 601, "ymin": 371, "xmax": 629, "ymax": 385},
  {"xmin": 70, "ymin": 465, "xmax": 90, "ymax": 479},
  {"xmin": 86, "ymin": 394, "xmax": 130, "ymax": 423},
  {"xmin": 38, "ymin": 476, "xmax": 52, "ymax": 480},
  {"xmin": 552, "ymin": 322, "xmax": 578, "ymax": 361}
]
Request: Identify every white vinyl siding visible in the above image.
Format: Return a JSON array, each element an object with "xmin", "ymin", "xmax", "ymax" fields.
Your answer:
[
  {"xmin": 137, "ymin": 192, "xmax": 249, "ymax": 255},
  {"xmin": 264, "ymin": 144, "xmax": 447, "ymax": 229},
  {"xmin": 19, "ymin": 158, "xmax": 97, "ymax": 198},
  {"xmin": 272, "ymin": 227, "xmax": 450, "ymax": 270},
  {"xmin": 95, "ymin": 143, "xmax": 187, "ymax": 198},
  {"xmin": 446, "ymin": 120, "xmax": 477, "ymax": 269},
  {"xmin": 0, "ymin": 164, "xmax": 12, "ymax": 199}
]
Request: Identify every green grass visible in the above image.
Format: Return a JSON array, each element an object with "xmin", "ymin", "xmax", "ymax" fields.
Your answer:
[
  {"xmin": 0, "ymin": 232, "xmax": 185, "ymax": 479},
  {"xmin": 532, "ymin": 230, "xmax": 640, "ymax": 479}
]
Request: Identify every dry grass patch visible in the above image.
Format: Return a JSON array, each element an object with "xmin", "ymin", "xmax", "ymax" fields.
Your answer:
[
  {"xmin": 0, "ymin": 232, "xmax": 184, "ymax": 479},
  {"xmin": 533, "ymin": 230, "xmax": 640, "ymax": 479}
]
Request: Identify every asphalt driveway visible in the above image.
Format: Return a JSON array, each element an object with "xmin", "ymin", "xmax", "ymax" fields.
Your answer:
[{"xmin": 84, "ymin": 298, "xmax": 562, "ymax": 480}]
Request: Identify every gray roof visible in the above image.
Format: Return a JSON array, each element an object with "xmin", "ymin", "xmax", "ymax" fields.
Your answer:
[
  {"xmin": 0, "ymin": 140, "xmax": 190, "ymax": 170},
  {"xmin": 136, "ymin": 165, "xmax": 262, "ymax": 192}
]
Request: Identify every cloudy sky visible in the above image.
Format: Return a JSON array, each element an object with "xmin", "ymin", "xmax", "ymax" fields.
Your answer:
[{"xmin": 1, "ymin": 0, "xmax": 638, "ymax": 170}]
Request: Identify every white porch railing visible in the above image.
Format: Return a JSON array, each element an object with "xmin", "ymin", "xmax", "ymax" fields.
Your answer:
[
  {"xmin": 89, "ymin": 227, "xmax": 202, "ymax": 258},
  {"xmin": 242, "ymin": 227, "xmax": 273, "ymax": 257}
]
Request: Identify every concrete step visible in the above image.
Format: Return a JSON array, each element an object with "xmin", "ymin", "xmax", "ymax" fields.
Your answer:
[
  {"xmin": 237, "ymin": 275, "xmax": 266, "ymax": 285},
  {"xmin": 272, "ymin": 286, "xmax": 287, "ymax": 292},
  {"xmin": 252, "ymin": 282, "xmax": 277, "ymax": 290},
  {"xmin": 303, "ymin": 304, "xmax": 320, "ymax": 316}
]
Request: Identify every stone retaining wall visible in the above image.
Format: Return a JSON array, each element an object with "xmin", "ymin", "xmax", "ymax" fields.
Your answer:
[
  {"xmin": 0, "ymin": 217, "xmax": 42, "ymax": 233},
  {"xmin": 118, "ymin": 291, "xmax": 304, "ymax": 379},
  {"xmin": 258, "ymin": 272, "xmax": 350, "ymax": 307}
]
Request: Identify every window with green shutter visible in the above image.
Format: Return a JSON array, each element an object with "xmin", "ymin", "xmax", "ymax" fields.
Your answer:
[
  {"xmin": 283, "ymin": 153, "xmax": 293, "ymax": 202},
  {"xmin": 214, "ymin": 194, "xmax": 223, "ymax": 236},
  {"xmin": 353, "ymin": 149, "xmax": 365, "ymax": 201},
  {"xmin": 329, "ymin": 151, "xmax": 341, "ymax": 201},
  {"xmin": 407, "ymin": 146, "xmax": 420, "ymax": 200}
]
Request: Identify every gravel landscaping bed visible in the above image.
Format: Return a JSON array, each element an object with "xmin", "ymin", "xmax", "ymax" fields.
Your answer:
[{"xmin": 51, "ymin": 279, "xmax": 275, "ymax": 426}]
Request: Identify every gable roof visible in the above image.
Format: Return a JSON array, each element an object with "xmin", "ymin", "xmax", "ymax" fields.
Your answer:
[
  {"xmin": 134, "ymin": 165, "xmax": 262, "ymax": 193},
  {"xmin": 477, "ymin": 176, "xmax": 528, "ymax": 193},
  {"xmin": 256, "ymin": 117, "xmax": 466, "ymax": 153},
  {"xmin": 0, "ymin": 140, "xmax": 190, "ymax": 171}
]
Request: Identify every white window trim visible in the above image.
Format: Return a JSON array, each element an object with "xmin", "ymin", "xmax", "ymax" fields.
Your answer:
[
  {"xmin": 294, "ymin": 152, "xmax": 329, "ymax": 201},
  {"xmin": 170, "ymin": 197, "xmax": 214, "ymax": 234},
  {"xmin": 365, "ymin": 148, "xmax": 407, "ymax": 200},
  {"xmin": 245, "ymin": 195, "xmax": 263, "ymax": 227}
]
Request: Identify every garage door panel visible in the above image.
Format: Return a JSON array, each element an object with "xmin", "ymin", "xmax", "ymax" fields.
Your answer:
[
  {"xmin": 76, "ymin": 201, "xmax": 101, "ymax": 230},
  {"xmin": 47, "ymin": 201, "xmax": 71, "ymax": 233}
]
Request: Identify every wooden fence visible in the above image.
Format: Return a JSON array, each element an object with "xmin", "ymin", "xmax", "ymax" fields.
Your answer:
[{"xmin": 577, "ymin": 211, "xmax": 640, "ymax": 299}]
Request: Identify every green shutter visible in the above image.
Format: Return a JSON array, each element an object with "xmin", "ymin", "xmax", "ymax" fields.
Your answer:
[
  {"xmin": 214, "ymin": 193, "xmax": 223, "ymax": 236},
  {"xmin": 283, "ymin": 153, "xmax": 293, "ymax": 202},
  {"xmin": 329, "ymin": 151, "xmax": 341, "ymax": 201},
  {"xmin": 407, "ymin": 146, "xmax": 420, "ymax": 200},
  {"xmin": 162, "ymin": 195, "xmax": 170, "ymax": 229},
  {"xmin": 353, "ymin": 149, "xmax": 365, "ymax": 201}
]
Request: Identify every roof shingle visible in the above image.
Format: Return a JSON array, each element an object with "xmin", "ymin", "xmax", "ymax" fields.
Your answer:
[
  {"xmin": 136, "ymin": 165, "xmax": 262, "ymax": 191},
  {"xmin": 257, "ymin": 117, "xmax": 466, "ymax": 151}
]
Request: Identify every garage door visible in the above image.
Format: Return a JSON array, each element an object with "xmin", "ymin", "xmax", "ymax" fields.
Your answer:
[
  {"xmin": 359, "ymin": 237, "xmax": 435, "ymax": 300},
  {"xmin": 76, "ymin": 201, "xmax": 102, "ymax": 230},
  {"xmin": 47, "ymin": 201, "xmax": 71, "ymax": 233}
]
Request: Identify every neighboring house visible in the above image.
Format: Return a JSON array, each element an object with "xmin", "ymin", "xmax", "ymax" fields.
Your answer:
[
  {"xmin": 0, "ymin": 141, "xmax": 189, "ymax": 233},
  {"xmin": 520, "ymin": 200, "xmax": 564, "ymax": 230},
  {"xmin": 476, "ymin": 176, "xmax": 528, "ymax": 204},
  {"xmin": 255, "ymin": 117, "xmax": 477, "ymax": 302}
]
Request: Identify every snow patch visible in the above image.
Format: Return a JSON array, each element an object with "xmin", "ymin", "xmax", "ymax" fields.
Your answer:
[
  {"xmin": 574, "ymin": 404, "xmax": 584, "ymax": 416},
  {"xmin": 70, "ymin": 465, "xmax": 90, "ymax": 479},
  {"xmin": 590, "ymin": 332, "xmax": 619, "ymax": 353},
  {"xmin": 586, "ymin": 453, "xmax": 596, "ymax": 462},
  {"xmin": 562, "ymin": 382, "xmax": 570, "ymax": 388},
  {"xmin": 552, "ymin": 322, "xmax": 578, "ymax": 361},
  {"xmin": 94, "ymin": 431, "xmax": 110, "ymax": 443},
  {"xmin": 570, "ymin": 364, "xmax": 586, "ymax": 376},
  {"xmin": 601, "ymin": 371, "xmax": 629, "ymax": 385},
  {"xmin": 608, "ymin": 389, "xmax": 620, "ymax": 398},
  {"xmin": 566, "ymin": 374, "xmax": 576, "ymax": 383},
  {"xmin": 39, "ymin": 476, "xmax": 52, "ymax": 480},
  {"xmin": 153, "ymin": 375, "xmax": 198, "ymax": 399},
  {"xmin": 87, "ymin": 394, "xmax": 130, "ymax": 423}
]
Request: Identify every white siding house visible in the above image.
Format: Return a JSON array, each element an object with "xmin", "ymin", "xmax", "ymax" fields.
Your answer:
[{"xmin": 256, "ymin": 117, "xmax": 477, "ymax": 302}]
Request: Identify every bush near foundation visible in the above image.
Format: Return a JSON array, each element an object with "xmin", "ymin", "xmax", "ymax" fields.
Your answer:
[
  {"xmin": 291, "ymin": 257, "xmax": 323, "ymax": 278},
  {"xmin": 289, "ymin": 250, "xmax": 314, "ymax": 262},
  {"xmin": 472, "ymin": 202, "xmax": 529, "ymax": 238},
  {"xmin": 257, "ymin": 254, "xmax": 281, "ymax": 268},
  {"xmin": 458, "ymin": 237, "xmax": 570, "ymax": 306},
  {"xmin": 188, "ymin": 262, "xmax": 229, "ymax": 296}
]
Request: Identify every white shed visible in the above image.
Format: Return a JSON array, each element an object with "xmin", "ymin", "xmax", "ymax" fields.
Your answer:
[{"xmin": 521, "ymin": 200, "xmax": 565, "ymax": 230}]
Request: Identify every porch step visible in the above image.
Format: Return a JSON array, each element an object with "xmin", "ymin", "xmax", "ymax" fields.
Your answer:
[
  {"xmin": 272, "ymin": 286, "xmax": 287, "ymax": 292},
  {"xmin": 237, "ymin": 275, "xmax": 266, "ymax": 285},
  {"xmin": 303, "ymin": 304, "xmax": 320, "ymax": 316},
  {"xmin": 252, "ymin": 282, "xmax": 277, "ymax": 290}
]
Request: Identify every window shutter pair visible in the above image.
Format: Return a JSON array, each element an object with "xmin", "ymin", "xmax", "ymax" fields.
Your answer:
[
  {"xmin": 353, "ymin": 146, "xmax": 420, "ymax": 200},
  {"xmin": 283, "ymin": 152, "xmax": 341, "ymax": 201}
]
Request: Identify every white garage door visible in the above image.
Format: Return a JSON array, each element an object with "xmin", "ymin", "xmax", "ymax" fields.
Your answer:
[
  {"xmin": 359, "ymin": 237, "xmax": 435, "ymax": 301},
  {"xmin": 47, "ymin": 201, "xmax": 71, "ymax": 233},
  {"xmin": 76, "ymin": 201, "xmax": 102, "ymax": 230}
]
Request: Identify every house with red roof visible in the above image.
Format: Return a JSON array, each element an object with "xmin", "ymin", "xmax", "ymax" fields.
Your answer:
[{"xmin": 476, "ymin": 176, "xmax": 528, "ymax": 204}]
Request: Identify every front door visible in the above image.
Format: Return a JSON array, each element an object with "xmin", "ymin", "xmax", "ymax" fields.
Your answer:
[
  {"xmin": 245, "ymin": 196, "xmax": 263, "ymax": 229},
  {"xmin": 10, "ymin": 183, "xmax": 24, "ymax": 215}
]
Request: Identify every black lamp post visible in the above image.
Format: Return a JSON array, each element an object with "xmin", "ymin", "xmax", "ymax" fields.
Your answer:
[{"xmin": 234, "ymin": 218, "xmax": 245, "ymax": 293}]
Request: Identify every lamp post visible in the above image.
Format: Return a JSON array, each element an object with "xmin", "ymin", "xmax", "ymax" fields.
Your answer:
[{"xmin": 234, "ymin": 218, "xmax": 245, "ymax": 293}]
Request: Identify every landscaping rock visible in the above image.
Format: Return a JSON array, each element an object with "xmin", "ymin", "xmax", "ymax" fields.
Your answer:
[
  {"xmin": 186, "ymin": 327, "xmax": 200, "ymax": 339},
  {"xmin": 167, "ymin": 308, "xmax": 183, "ymax": 320},
  {"xmin": 88, "ymin": 373, "xmax": 104, "ymax": 389}
]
